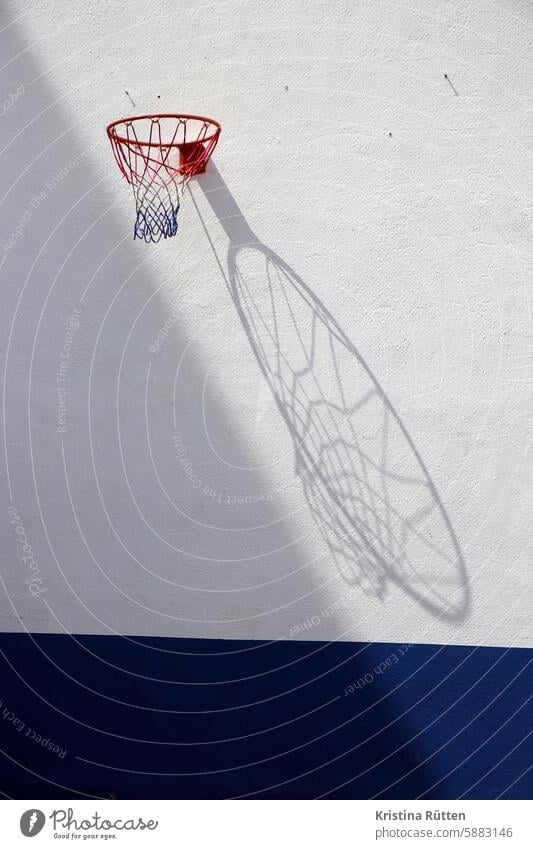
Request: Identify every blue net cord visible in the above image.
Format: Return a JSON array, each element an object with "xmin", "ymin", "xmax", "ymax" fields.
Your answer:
[{"xmin": 133, "ymin": 197, "xmax": 180, "ymax": 242}]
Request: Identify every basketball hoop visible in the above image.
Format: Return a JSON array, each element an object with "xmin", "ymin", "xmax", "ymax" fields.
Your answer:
[{"xmin": 107, "ymin": 113, "xmax": 221, "ymax": 242}]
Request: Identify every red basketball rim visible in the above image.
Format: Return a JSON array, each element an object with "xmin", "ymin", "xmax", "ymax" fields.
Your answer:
[{"xmin": 106, "ymin": 113, "xmax": 222, "ymax": 147}]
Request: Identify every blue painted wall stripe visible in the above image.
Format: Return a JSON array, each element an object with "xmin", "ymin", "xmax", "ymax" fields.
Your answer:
[{"xmin": 0, "ymin": 635, "xmax": 530, "ymax": 799}]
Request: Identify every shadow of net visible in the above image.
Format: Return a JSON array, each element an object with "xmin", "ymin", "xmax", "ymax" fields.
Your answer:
[{"xmin": 196, "ymin": 174, "xmax": 470, "ymax": 624}]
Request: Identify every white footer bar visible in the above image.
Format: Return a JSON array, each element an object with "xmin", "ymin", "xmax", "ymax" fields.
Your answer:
[{"xmin": 2, "ymin": 799, "xmax": 531, "ymax": 848}]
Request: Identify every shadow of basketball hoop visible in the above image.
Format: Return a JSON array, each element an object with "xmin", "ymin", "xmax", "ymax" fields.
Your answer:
[{"xmin": 192, "ymin": 166, "xmax": 471, "ymax": 623}]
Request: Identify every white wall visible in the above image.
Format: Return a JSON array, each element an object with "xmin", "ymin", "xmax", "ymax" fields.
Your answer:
[{"xmin": 1, "ymin": 0, "xmax": 532, "ymax": 647}]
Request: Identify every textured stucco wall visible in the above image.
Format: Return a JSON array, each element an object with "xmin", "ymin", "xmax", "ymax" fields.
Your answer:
[{"xmin": 1, "ymin": 0, "xmax": 532, "ymax": 648}]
